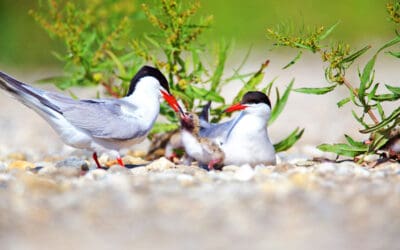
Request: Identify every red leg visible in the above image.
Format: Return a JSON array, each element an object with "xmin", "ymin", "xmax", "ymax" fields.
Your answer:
[
  {"xmin": 117, "ymin": 157, "xmax": 124, "ymax": 167},
  {"xmin": 93, "ymin": 152, "xmax": 102, "ymax": 168}
]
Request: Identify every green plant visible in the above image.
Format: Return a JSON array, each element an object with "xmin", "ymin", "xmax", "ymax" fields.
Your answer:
[
  {"xmin": 31, "ymin": 0, "xmax": 303, "ymax": 152},
  {"xmin": 29, "ymin": 0, "xmax": 144, "ymax": 97},
  {"xmin": 267, "ymin": 0, "xmax": 400, "ymax": 159}
]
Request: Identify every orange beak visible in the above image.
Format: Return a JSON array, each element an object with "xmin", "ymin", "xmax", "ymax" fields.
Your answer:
[
  {"xmin": 161, "ymin": 90, "xmax": 184, "ymax": 115},
  {"xmin": 224, "ymin": 103, "xmax": 247, "ymax": 113}
]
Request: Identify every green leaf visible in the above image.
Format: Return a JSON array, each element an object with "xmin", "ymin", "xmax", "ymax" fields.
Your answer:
[
  {"xmin": 385, "ymin": 84, "xmax": 400, "ymax": 95},
  {"xmin": 352, "ymin": 110, "xmax": 368, "ymax": 128},
  {"xmin": 317, "ymin": 143, "xmax": 366, "ymax": 157},
  {"xmin": 35, "ymin": 75, "xmax": 70, "ymax": 85},
  {"xmin": 261, "ymin": 77, "xmax": 278, "ymax": 96},
  {"xmin": 269, "ymin": 79, "xmax": 294, "ymax": 125},
  {"xmin": 341, "ymin": 45, "xmax": 371, "ymax": 64},
  {"xmin": 105, "ymin": 50, "xmax": 127, "ymax": 78},
  {"xmin": 358, "ymin": 55, "xmax": 376, "ymax": 102},
  {"xmin": 211, "ymin": 41, "xmax": 230, "ymax": 91},
  {"xmin": 377, "ymin": 36, "xmax": 400, "ymax": 53},
  {"xmin": 205, "ymin": 91, "xmax": 225, "ymax": 103},
  {"xmin": 360, "ymin": 107, "xmax": 400, "ymax": 133},
  {"xmin": 282, "ymin": 51, "xmax": 303, "ymax": 69},
  {"xmin": 150, "ymin": 122, "xmax": 179, "ymax": 135},
  {"xmin": 318, "ymin": 21, "xmax": 340, "ymax": 40},
  {"xmin": 376, "ymin": 102, "xmax": 385, "ymax": 120},
  {"xmin": 190, "ymin": 85, "xmax": 209, "ymax": 96},
  {"xmin": 368, "ymin": 83, "xmax": 380, "ymax": 101},
  {"xmin": 388, "ymin": 51, "xmax": 400, "ymax": 58},
  {"xmin": 294, "ymin": 85, "xmax": 336, "ymax": 95},
  {"xmin": 337, "ymin": 97, "xmax": 351, "ymax": 108},
  {"xmin": 232, "ymin": 61, "xmax": 268, "ymax": 103},
  {"xmin": 372, "ymin": 93, "xmax": 399, "ymax": 102},
  {"xmin": 344, "ymin": 134, "xmax": 368, "ymax": 149},
  {"xmin": 273, "ymin": 128, "xmax": 304, "ymax": 152}
]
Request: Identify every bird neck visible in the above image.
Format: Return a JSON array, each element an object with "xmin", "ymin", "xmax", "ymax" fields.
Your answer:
[
  {"xmin": 235, "ymin": 111, "xmax": 269, "ymax": 132},
  {"xmin": 124, "ymin": 86, "xmax": 161, "ymax": 128}
]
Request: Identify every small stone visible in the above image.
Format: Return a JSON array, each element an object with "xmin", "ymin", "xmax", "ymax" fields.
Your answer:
[
  {"xmin": 146, "ymin": 157, "xmax": 175, "ymax": 171},
  {"xmin": 55, "ymin": 157, "xmax": 89, "ymax": 170},
  {"xmin": 105, "ymin": 159, "xmax": 118, "ymax": 167},
  {"xmin": 274, "ymin": 163, "xmax": 295, "ymax": 173},
  {"xmin": 234, "ymin": 164, "xmax": 255, "ymax": 181},
  {"xmin": 108, "ymin": 165, "xmax": 132, "ymax": 175},
  {"xmin": 353, "ymin": 166, "xmax": 370, "ymax": 177},
  {"xmin": 315, "ymin": 162, "xmax": 337, "ymax": 173},
  {"xmin": 127, "ymin": 150, "xmax": 147, "ymax": 158},
  {"xmin": 98, "ymin": 154, "xmax": 109, "ymax": 165},
  {"xmin": 0, "ymin": 162, "xmax": 7, "ymax": 171},
  {"xmin": 8, "ymin": 160, "xmax": 35, "ymax": 170},
  {"xmin": 130, "ymin": 166, "xmax": 148, "ymax": 175},
  {"xmin": 254, "ymin": 165, "xmax": 273, "ymax": 176},
  {"xmin": 21, "ymin": 174, "xmax": 61, "ymax": 193},
  {"xmin": 85, "ymin": 168, "xmax": 108, "ymax": 180},
  {"xmin": 37, "ymin": 166, "xmax": 58, "ymax": 176},
  {"xmin": 122, "ymin": 155, "xmax": 148, "ymax": 165},
  {"xmin": 222, "ymin": 165, "xmax": 240, "ymax": 172},
  {"xmin": 363, "ymin": 154, "xmax": 380, "ymax": 162},
  {"xmin": 289, "ymin": 172, "xmax": 313, "ymax": 188},
  {"xmin": 6, "ymin": 152, "xmax": 26, "ymax": 161},
  {"xmin": 177, "ymin": 174, "xmax": 195, "ymax": 186}
]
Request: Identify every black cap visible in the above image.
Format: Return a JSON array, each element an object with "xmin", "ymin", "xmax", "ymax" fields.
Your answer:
[
  {"xmin": 126, "ymin": 65, "xmax": 170, "ymax": 96},
  {"xmin": 241, "ymin": 91, "xmax": 271, "ymax": 108}
]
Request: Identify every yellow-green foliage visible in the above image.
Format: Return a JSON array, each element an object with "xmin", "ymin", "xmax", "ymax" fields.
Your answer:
[
  {"xmin": 30, "ymin": 0, "xmax": 140, "ymax": 96},
  {"xmin": 387, "ymin": 0, "xmax": 400, "ymax": 24}
]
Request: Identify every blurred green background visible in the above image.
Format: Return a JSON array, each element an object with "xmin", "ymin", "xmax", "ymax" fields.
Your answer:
[{"xmin": 0, "ymin": 0, "xmax": 394, "ymax": 68}]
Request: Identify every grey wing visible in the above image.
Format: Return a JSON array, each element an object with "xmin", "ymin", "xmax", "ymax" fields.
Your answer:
[
  {"xmin": 200, "ymin": 113, "xmax": 243, "ymax": 144},
  {"xmin": 47, "ymin": 96, "xmax": 145, "ymax": 140}
]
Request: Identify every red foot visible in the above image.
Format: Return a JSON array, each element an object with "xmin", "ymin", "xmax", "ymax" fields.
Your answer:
[
  {"xmin": 93, "ymin": 152, "xmax": 102, "ymax": 168},
  {"xmin": 117, "ymin": 157, "xmax": 124, "ymax": 167}
]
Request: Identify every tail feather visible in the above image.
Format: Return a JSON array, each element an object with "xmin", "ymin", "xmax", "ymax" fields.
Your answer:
[
  {"xmin": 199, "ymin": 101, "xmax": 211, "ymax": 122},
  {"xmin": 0, "ymin": 71, "xmax": 62, "ymax": 114}
]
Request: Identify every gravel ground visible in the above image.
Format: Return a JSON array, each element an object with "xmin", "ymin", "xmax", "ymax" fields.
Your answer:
[
  {"xmin": 0, "ymin": 59, "xmax": 399, "ymax": 250},
  {"xmin": 0, "ymin": 156, "xmax": 399, "ymax": 250}
]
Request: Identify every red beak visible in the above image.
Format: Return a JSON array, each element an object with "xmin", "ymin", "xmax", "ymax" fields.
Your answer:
[
  {"xmin": 224, "ymin": 103, "xmax": 247, "ymax": 113},
  {"xmin": 161, "ymin": 90, "xmax": 184, "ymax": 114}
]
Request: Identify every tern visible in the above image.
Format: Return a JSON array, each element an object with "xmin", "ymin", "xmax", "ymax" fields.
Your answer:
[
  {"xmin": 181, "ymin": 91, "xmax": 276, "ymax": 168},
  {"xmin": 0, "ymin": 66, "xmax": 182, "ymax": 168}
]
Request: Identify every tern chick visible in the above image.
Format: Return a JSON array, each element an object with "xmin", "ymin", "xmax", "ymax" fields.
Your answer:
[
  {"xmin": 0, "ymin": 66, "xmax": 182, "ymax": 168},
  {"xmin": 180, "ymin": 112, "xmax": 225, "ymax": 170}
]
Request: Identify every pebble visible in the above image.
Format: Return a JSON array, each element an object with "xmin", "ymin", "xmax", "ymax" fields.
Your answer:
[
  {"xmin": 234, "ymin": 164, "xmax": 255, "ymax": 181},
  {"xmin": 108, "ymin": 165, "xmax": 132, "ymax": 175},
  {"xmin": 315, "ymin": 162, "xmax": 337, "ymax": 173},
  {"xmin": 84, "ymin": 168, "xmax": 108, "ymax": 180},
  {"xmin": 122, "ymin": 155, "xmax": 148, "ymax": 165},
  {"xmin": 37, "ymin": 165, "xmax": 58, "ymax": 176},
  {"xmin": 130, "ymin": 166, "xmax": 148, "ymax": 175},
  {"xmin": 7, "ymin": 160, "xmax": 35, "ymax": 170},
  {"xmin": 176, "ymin": 174, "xmax": 195, "ymax": 187},
  {"xmin": 6, "ymin": 152, "xmax": 26, "ymax": 161},
  {"xmin": 222, "ymin": 165, "xmax": 240, "ymax": 172},
  {"xmin": 55, "ymin": 157, "xmax": 89, "ymax": 170},
  {"xmin": 146, "ymin": 157, "xmax": 175, "ymax": 171}
]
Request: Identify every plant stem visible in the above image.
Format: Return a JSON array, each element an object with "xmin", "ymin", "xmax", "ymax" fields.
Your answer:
[{"xmin": 343, "ymin": 77, "xmax": 379, "ymax": 125}]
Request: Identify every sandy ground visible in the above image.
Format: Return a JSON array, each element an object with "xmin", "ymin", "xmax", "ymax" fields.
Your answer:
[{"xmin": 0, "ymin": 55, "xmax": 399, "ymax": 250}]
